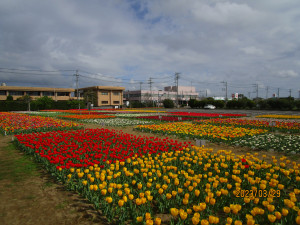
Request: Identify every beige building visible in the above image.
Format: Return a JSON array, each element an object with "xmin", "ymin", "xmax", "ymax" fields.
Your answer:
[
  {"xmin": 0, "ymin": 85, "xmax": 74, "ymax": 101},
  {"xmin": 78, "ymin": 86, "xmax": 125, "ymax": 107}
]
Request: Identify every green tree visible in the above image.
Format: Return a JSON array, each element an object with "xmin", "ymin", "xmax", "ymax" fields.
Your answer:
[
  {"xmin": 188, "ymin": 99, "xmax": 198, "ymax": 108},
  {"xmin": 35, "ymin": 96, "xmax": 54, "ymax": 110},
  {"xmin": 213, "ymin": 100, "xmax": 225, "ymax": 109},
  {"xmin": 83, "ymin": 90, "xmax": 97, "ymax": 105},
  {"xmin": 67, "ymin": 100, "xmax": 85, "ymax": 109},
  {"xmin": 6, "ymin": 95, "xmax": 13, "ymax": 101},
  {"xmin": 163, "ymin": 99, "xmax": 174, "ymax": 108},
  {"xmin": 18, "ymin": 95, "xmax": 32, "ymax": 111}
]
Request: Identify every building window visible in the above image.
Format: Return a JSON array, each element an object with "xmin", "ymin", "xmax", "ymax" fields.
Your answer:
[
  {"xmin": 0, "ymin": 90, "xmax": 7, "ymax": 95},
  {"xmin": 113, "ymin": 92, "xmax": 119, "ymax": 96},
  {"xmin": 102, "ymin": 92, "xmax": 108, "ymax": 95},
  {"xmin": 8, "ymin": 91, "xmax": 24, "ymax": 96},
  {"xmin": 43, "ymin": 91, "xmax": 54, "ymax": 96},
  {"xmin": 101, "ymin": 101, "xmax": 108, "ymax": 104},
  {"xmin": 27, "ymin": 91, "xmax": 40, "ymax": 96},
  {"xmin": 57, "ymin": 92, "xmax": 69, "ymax": 96},
  {"xmin": 113, "ymin": 101, "xmax": 119, "ymax": 104}
]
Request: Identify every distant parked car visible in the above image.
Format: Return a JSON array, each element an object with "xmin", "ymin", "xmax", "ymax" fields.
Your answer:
[{"xmin": 204, "ymin": 104, "xmax": 216, "ymax": 109}]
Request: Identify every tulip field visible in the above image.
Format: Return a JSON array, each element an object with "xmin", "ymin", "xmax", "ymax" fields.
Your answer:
[
  {"xmin": 256, "ymin": 115, "xmax": 300, "ymax": 119},
  {"xmin": 194, "ymin": 118, "xmax": 300, "ymax": 134},
  {"xmin": 135, "ymin": 122, "xmax": 268, "ymax": 143},
  {"xmin": 2, "ymin": 110, "xmax": 300, "ymax": 224},
  {"xmin": 0, "ymin": 112, "xmax": 81, "ymax": 135},
  {"xmin": 82, "ymin": 118, "xmax": 156, "ymax": 127}
]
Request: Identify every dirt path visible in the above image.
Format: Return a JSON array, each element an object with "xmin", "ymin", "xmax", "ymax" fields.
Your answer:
[
  {"xmin": 0, "ymin": 134, "xmax": 110, "ymax": 225},
  {"xmin": 1, "ymin": 121, "xmax": 299, "ymax": 225}
]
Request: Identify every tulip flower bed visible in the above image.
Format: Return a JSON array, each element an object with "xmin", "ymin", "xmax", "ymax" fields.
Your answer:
[
  {"xmin": 231, "ymin": 133, "xmax": 300, "ymax": 154},
  {"xmin": 82, "ymin": 118, "xmax": 156, "ymax": 127},
  {"xmin": 13, "ymin": 131, "xmax": 300, "ymax": 224},
  {"xmin": 14, "ymin": 128, "xmax": 190, "ymax": 170},
  {"xmin": 0, "ymin": 112, "xmax": 81, "ymax": 135},
  {"xmin": 118, "ymin": 109, "xmax": 166, "ymax": 113},
  {"xmin": 59, "ymin": 114, "xmax": 115, "ymax": 120},
  {"xmin": 256, "ymin": 115, "xmax": 300, "ymax": 120},
  {"xmin": 169, "ymin": 112, "xmax": 247, "ymax": 118},
  {"xmin": 42, "ymin": 109, "xmax": 115, "ymax": 115},
  {"xmin": 20, "ymin": 111, "xmax": 62, "ymax": 116},
  {"xmin": 115, "ymin": 113, "xmax": 162, "ymax": 118},
  {"xmin": 194, "ymin": 118, "xmax": 300, "ymax": 134},
  {"xmin": 138, "ymin": 116, "xmax": 199, "ymax": 122},
  {"xmin": 135, "ymin": 122, "xmax": 267, "ymax": 143}
]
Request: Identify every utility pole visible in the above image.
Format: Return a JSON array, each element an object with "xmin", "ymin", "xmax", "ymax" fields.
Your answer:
[
  {"xmin": 148, "ymin": 78, "xmax": 153, "ymax": 106},
  {"xmin": 175, "ymin": 72, "xmax": 180, "ymax": 107},
  {"xmin": 139, "ymin": 82, "xmax": 143, "ymax": 103},
  {"xmin": 277, "ymin": 88, "xmax": 280, "ymax": 98},
  {"xmin": 74, "ymin": 69, "xmax": 80, "ymax": 109},
  {"xmin": 252, "ymin": 83, "xmax": 258, "ymax": 99},
  {"xmin": 266, "ymin": 86, "xmax": 269, "ymax": 99},
  {"xmin": 256, "ymin": 84, "xmax": 258, "ymax": 99},
  {"xmin": 289, "ymin": 89, "xmax": 292, "ymax": 97},
  {"xmin": 221, "ymin": 81, "xmax": 228, "ymax": 100}
]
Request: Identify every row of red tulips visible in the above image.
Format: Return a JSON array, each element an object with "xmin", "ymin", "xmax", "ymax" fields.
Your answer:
[{"xmin": 14, "ymin": 128, "xmax": 190, "ymax": 171}]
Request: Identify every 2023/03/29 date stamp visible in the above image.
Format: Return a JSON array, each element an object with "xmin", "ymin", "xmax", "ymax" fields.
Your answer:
[{"xmin": 235, "ymin": 189, "xmax": 281, "ymax": 198}]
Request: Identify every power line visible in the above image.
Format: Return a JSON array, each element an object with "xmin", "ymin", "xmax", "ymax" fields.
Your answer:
[
  {"xmin": 0, "ymin": 68, "xmax": 75, "ymax": 72},
  {"xmin": 0, "ymin": 71, "xmax": 74, "ymax": 76},
  {"xmin": 79, "ymin": 74, "xmax": 141, "ymax": 84}
]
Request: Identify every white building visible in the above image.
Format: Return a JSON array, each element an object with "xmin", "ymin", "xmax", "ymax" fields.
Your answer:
[{"xmin": 124, "ymin": 86, "xmax": 199, "ymax": 105}]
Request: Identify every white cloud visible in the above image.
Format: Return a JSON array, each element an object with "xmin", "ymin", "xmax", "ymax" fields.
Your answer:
[
  {"xmin": 240, "ymin": 46, "xmax": 264, "ymax": 55},
  {"xmin": 0, "ymin": 0, "xmax": 299, "ymax": 97},
  {"xmin": 277, "ymin": 70, "xmax": 298, "ymax": 78}
]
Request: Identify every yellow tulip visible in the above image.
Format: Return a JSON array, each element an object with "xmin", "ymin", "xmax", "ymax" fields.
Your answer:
[
  {"xmin": 146, "ymin": 219, "xmax": 154, "ymax": 225},
  {"xmin": 296, "ymin": 216, "xmax": 300, "ymax": 225},
  {"xmin": 224, "ymin": 207, "xmax": 231, "ymax": 214},
  {"xmin": 192, "ymin": 216, "xmax": 200, "ymax": 225},
  {"xmin": 275, "ymin": 211, "xmax": 281, "ymax": 220},
  {"xmin": 118, "ymin": 199, "xmax": 124, "ymax": 207},
  {"xmin": 145, "ymin": 212, "xmax": 151, "ymax": 220},
  {"xmin": 183, "ymin": 198, "xmax": 189, "ymax": 205},
  {"xmin": 158, "ymin": 188, "xmax": 164, "ymax": 195},
  {"xmin": 170, "ymin": 208, "xmax": 179, "ymax": 217},
  {"xmin": 200, "ymin": 219, "xmax": 209, "ymax": 225},
  {"xmin": 180, "ymin": 211, "xmax": 187, "ymax": 220},
  {"xmin": 106, "ymin": 197, "xmax": 112, "ymax": 203},
  {"xmin": 166, "ymin": 193, "xmax": 172, "ymax": 199},
  {"xmin": 154, "ymin": 218, "xmax": 161, "ymax": 225},
  {"xmin": 136, "ymin": 216, "xmax": 143, "ymax": 222},
  {"xmin": 138, "ymin": 183, "xmax": 143, "ymax": 189},
  {"xmin": 136, "ymin": 198, "xmax": 142, "ymax": 206},
  {"xmin": 129, "ymin": 194, "xmax": 134, "ymax": 200}
]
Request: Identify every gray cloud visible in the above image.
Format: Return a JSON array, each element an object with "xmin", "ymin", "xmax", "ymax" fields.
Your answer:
[{"xmin": 0, "ymin": 0, "xmax": 299, "ymax": 98}]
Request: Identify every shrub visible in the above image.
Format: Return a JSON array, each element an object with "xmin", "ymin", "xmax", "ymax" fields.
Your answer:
[{"xmin": 163, "ymin": 99, "xmax": 174, "ymax": 108}]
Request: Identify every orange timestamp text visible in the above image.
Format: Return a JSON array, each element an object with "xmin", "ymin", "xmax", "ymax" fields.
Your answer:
[{"xmin": 235, "ymin": 189, "xmax": 281, "ymax": 198}]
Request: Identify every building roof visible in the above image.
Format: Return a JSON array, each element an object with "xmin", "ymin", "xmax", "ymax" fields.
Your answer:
[
  {"xmin": 79, "ymin": 86, "xmax": 125, "ymax": 91},
  {"xmin": 0, "ymin": 86, "xmax": 74, "ymax": 92}
]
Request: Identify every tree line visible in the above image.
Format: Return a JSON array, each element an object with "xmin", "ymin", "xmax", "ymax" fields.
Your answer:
[
  {"xmin": 0, "ymin": 95, "xmax": 85, "ymax": 111},
  {"xmin": 188, "ymin": 97, "xmax": 300, "ymax": 110}
]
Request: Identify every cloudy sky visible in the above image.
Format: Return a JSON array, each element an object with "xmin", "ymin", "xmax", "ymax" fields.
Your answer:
[{"xmin": 0, "ymin": 0, "xmax": 299, "ymax": 98}]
